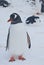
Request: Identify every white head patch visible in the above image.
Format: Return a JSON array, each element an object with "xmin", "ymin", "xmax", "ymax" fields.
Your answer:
[{"xmin": 14, "ymin": 14, "xmax": 17, "ymax": 19}]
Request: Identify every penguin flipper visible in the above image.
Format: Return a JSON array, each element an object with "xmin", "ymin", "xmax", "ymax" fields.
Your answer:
[
  {"xmin": 26, "ymin": 32, "xmax": 31, "ymax": 48},
  {"xmin": 6, "ymin": 28, "xmax": 10, "ymax": 50}
]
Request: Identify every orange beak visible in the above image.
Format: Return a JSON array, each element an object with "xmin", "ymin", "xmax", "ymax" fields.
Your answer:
[{"xmin": 7, "ymin": 18, "xmax": 12, "ymax": 22}]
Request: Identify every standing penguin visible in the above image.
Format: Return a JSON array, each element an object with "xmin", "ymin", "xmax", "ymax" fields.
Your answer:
[{"xmin": 6, "ymin": 13, "xmax": 31, "ymax": 62}]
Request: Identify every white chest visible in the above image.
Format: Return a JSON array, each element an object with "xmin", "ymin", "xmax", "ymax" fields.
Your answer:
[{"xmin": 8, "ymin": 23, "xmax": 28, "ymax": 55}]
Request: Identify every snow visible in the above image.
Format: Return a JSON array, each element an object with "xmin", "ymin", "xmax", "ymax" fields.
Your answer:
[{"xmin": 0, "ymin": 0, "xmax": 44, "ymax": 65}]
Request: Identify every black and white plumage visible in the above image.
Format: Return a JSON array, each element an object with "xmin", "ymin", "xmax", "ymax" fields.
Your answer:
[
  {"xmin": 0, "ymin": 0, "xmax": 10, "ymax": 7},
  {"xmin": 26, "ymin": 15, "xmax": 39, "ymax": 24},
  {"xmin": 6, "ymin": 13, "xmax": 31, "ymax": 61}
]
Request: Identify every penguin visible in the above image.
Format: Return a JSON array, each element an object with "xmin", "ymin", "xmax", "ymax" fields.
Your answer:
[
  {"xmin": 6, "ymin": 13, "xmax": 31, "ymax": 62},
  {"xmin": 26, "ymin": 15, "xmax": 39, "ymax": 24},
  {"xmin": 0, "ymin": 0, "xmax": 10, "ymax": 7}
]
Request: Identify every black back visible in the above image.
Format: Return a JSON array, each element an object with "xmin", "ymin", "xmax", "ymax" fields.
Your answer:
[
  {"xmin": 26, "ymin": 15, "xmax": 39, "ymax": 24},
  {"xmin": 0, "ymin": 0, "xmax": 10, "ymax": 7}
]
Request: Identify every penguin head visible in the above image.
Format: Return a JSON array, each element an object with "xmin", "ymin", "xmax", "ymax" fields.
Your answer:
[{"xmin": 8, "ymin": 13, "xmax": 22, "ymax": 24}]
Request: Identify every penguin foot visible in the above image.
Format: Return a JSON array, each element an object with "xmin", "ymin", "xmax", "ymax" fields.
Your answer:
[
  {"xmin": 9, "ymin": 56, "xmax": 15, "ymax": 62},
  {"xmin": 18, "ymin": 55, "xmax": 26, "ymax": 60}
]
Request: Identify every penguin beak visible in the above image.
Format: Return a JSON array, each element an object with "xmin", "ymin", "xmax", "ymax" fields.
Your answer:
[{"xmin": 7, "ymin": 18, "xmax": 12, "ymax": 22}]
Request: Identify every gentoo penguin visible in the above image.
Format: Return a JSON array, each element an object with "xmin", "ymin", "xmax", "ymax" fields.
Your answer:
[
  {"xmin": 26, "ymin": 15, "xmax": 39, "ymax": 24},
  {"xmin": 0, "ymin": 0, "xmax": 10, "ymax": 7},
  {"xmin": 6, "ymin": 13, "xmax": 31, "ymax": 62}
]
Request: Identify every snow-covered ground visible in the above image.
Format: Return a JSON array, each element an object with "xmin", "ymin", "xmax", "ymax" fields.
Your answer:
[{"xmin": 0, "ymin": 0, "xmax": 44, "ymax": 65}]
